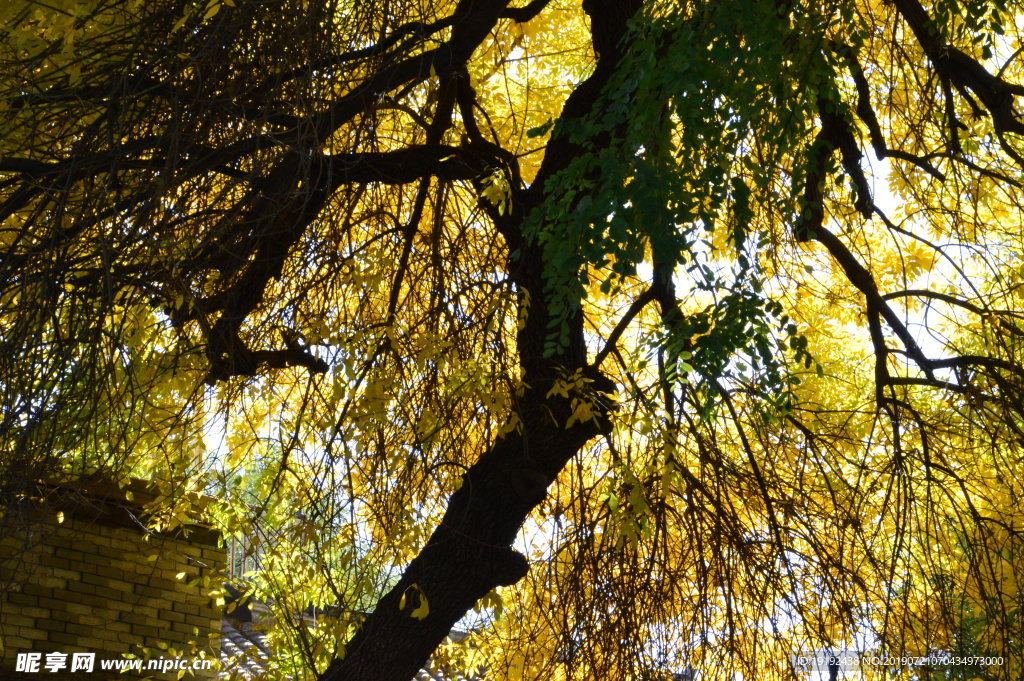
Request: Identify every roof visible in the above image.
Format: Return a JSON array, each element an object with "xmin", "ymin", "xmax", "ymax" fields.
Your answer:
[
  {"xmin": 23, "ymin": 473, "xmax": 219, "ymax": 544},
  {"xmin": 218, "ymin": 607, "xmax": 485, "ymax": 681},
  {"xmin": 220, "ymin": 618, "xmax": 272, "ymax": 680}
]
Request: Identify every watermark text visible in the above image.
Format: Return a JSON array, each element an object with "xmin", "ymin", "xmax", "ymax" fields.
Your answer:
[{"xmin": 15, "ymin": 652, "xmax": 214, "ymax": 674}]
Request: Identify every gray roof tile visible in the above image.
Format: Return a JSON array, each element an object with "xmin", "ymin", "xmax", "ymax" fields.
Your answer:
[{"xmin": 218, "ymin": 617, "xmax": 485, "ymax": 681}]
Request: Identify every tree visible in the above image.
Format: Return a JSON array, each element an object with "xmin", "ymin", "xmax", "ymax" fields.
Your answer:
[{"xmin": 2, "ymin": 0, "xmax": 1023, "ymax": 679}]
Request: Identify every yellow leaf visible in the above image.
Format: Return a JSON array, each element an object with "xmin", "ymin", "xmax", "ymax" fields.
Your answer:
[
  {"xmin": 401, "ymin": 584, "xmax": 430, "ymax": 620},
  {"xmin": 411, "ymin": 594, "xmax": 430, "ymax": 620}
]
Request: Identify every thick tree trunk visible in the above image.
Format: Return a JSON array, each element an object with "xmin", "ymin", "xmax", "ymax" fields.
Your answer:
[
  {"xmin": 319, "ymin": 399, "xmax": 610, "ymax": 681},
  {"xmin": 319, "ymin": 2, "xmax": 642, "ymax": 680}
]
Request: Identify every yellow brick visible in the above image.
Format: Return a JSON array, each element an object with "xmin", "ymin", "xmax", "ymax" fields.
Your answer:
[
  {"xmin": 67, "ymin": 622, "xmax": 110, "ymax": 638},
  {"xmin": 5, "ymin": 592, "xmax": 40, "ymax": 608},
  {"xmin": 1, "ymin": 635, "xmax": 33, "ymax": 650},
  {"xmin": 116, "ymin": 631, "xmax": 140, "ymax": 645},
  {"xmin": 36, "ymin": 618, "xmax": 65, "ymax": 633},
  {"xmin": 200, "ymin": 548, "xmax": 225, "ymax": 561},
  {"xmin": 16, "ymin": 626, "xmax": 48, "ymax": 641},
  {"xmin": 121, "ymin": 612, "xmax": 157, "ymax": 627},
  {"xmin": 56, "ymin": 541, "xmax": 99, "ymax": 557},
  {"xmin": 135, "ymin": 597, "xmax": 173, "ymax": 611},
  {"xmin": 5, "ymin": 603, "xmax": 48, "ymax": 618},
  {"xmin": 39, "ymin": 595, "xmax": 73, "ymax": 611},
  {"xmin": 163, "ymin": 592, "xmax": 187, "ymax": 605},
  {"xmin": 110, "ymin": 537, "xmax": 142, "ymax": 552},
  {"xmin": 75, "ymin": 636, "xmax": 114, "ymax": 649},
  {"xmin": 80, "ymin": 628, "xmax": 121, "ymax": 644},
  {"xmin": 169, "ymin": 621, "xmax": 200, "ymax": 636},
  {"xmin": 38, "ymin": 553, "xmax": 71, "ymax": 570},
  {"xmin": 80, "ymin": 552, "xmax": 110, "ymax": 567},
  {"xmin": 132, "ymin": 624, "xmax": 163, "ymax": 639},
  {"xmin": 47, "ymin": 631, "xmax": 80, "ymax": 646},
  {"xmin": 21, "ymin": 583, "xmax": 53, "ymax": 598},
  {"xmin": 90, "ymin": 535, "xmax": 112, "ymax": 548},
  {"xmin": 0, "ymin": 612, "xmax": 35, "ymax": 627},
  {"xmin": 159, "ymin": 610, "xmax": 185, "ymax": 624},
  {"xmin": 64, "ymin": 602, "xmax": 94, "ymax": 616}
]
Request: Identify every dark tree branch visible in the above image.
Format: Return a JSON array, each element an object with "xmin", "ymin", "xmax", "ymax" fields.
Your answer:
[
  {"xmin": 839, "ymin": 48, "xmax": 946, "ymax": 180},
  {"xmin": 928, "ymin": 355, "xmax": 1024, "ymax": 382},
  {"xmin": 197, "ymin": 137, "xmax": 511, "ymax": 382},
  {"xmin": 811, "ymin": 227, "xmax": 934, "ymax": 379},
  {"xmin": 327, "ymin": 143, "xmax": 504, "ymax": 185},
  {"xmin": 4, "ymin": 74, "xmax": 167, "ymax": 110},
  {"xmin": 203, "ymin": 151, "xmax": 335, "ymax": 383},
  {"xmin": 818, "ymin": 99, "xmax": 873, "ymax": 218},
  {"xmin": 245, "ymin": 16, "xmax": 460, "ymax": 100},
  {"xmin": 0, "ymin": 136, "xmax": 165, "ymax": 219},
  {"xmin": 789, "ymin": 94, "xmax": 966, "ymax": 393},
  {"xmin": 314, "ymin": 0, "xmax": 516, "ymax": 142},
  {"xmin": 0, "ymin": 0, "xmax": 529, "ymax": 391},
  {"xmin": 593, "ymin": 286, "xmax": 657, "ymax": 369},
  {"xmin": 797, "ymin": 209, "xmax": 1024, "ymax": 405},
  {"xmin": 883, "ymin": 376, "xmax": 978, "ymax": 395},
  {"xmin": 892, "ymin": 0, "xmax": 1024, "ymax": 152},
  {"xmin": 880, "ymin": 289, "xmax": 1024, "ymax": 337},
  {"xmin": 500, "ymin": 0, "xmax": 552, "ymax": 22}
]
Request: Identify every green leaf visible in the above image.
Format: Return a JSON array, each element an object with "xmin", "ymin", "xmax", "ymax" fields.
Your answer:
[{"xmin": 526, "ymin": 118, "xmax": 555, "ymax": 138}]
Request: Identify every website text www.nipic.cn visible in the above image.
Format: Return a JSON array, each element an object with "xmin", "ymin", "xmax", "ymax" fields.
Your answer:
[{"xmin": 15, "ymin": 652, "xmax": 214, "ymax": 674}]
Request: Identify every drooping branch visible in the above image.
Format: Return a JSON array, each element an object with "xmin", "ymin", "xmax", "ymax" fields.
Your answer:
[
  {"xmin": 797, "ymin": 210, "xmax": 1024, "ymax": 410},
  {"xmin": 313, "ymin": 0, "xmax": 517, "ymax": 142},
  {"xmin": 243, "ymin": 15, "xmax": 460, "ymax": 100},
  {"xmin": 202, "ymin": 151, "xmax": 335, "ymax": 383},
  {"xmin": 326, "ymin": 143, "xmax": 508, "ymax": 185},
  {"xmin": 144, "ymin": 141, "xmax": 504, "ymax": 382},
  {"xmin": 0, "ymin": 0, "xmax": 533, "ymax": 388}
]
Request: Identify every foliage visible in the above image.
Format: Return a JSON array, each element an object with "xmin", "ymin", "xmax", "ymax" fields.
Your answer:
[{"xmin": 2, "ymin": 0, "xmax": 1024, "ymax": 679}]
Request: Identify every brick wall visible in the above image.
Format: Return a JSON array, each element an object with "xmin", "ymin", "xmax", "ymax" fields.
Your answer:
[{"xmin": 0, "ymin": 490, "xmax": 224, "ymax": 680}]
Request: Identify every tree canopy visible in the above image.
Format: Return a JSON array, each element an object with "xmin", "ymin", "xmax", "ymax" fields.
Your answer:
[{"xmin": 2, "ymin": 0, "xmax": 1023, "ymax": 679}]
